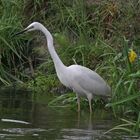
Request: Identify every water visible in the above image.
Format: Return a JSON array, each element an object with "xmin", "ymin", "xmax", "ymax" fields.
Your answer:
[{"xmin": 0, "ymin": 88, "xmax": 139, "ymax": 140}]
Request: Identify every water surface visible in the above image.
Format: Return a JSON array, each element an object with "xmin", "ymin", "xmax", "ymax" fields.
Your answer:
[{"xmin": 0, "ymin": 88, "xmax": 139, "ymax": 140}]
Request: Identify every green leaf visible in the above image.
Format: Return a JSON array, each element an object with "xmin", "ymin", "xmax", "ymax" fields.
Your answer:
[
  {"xmin": 129, "ymin": 70, "xmax": 140, "ymax": 78},
  {"xmin": 106, "ymin": 93, "xmax": 140, "ymax": 107}
]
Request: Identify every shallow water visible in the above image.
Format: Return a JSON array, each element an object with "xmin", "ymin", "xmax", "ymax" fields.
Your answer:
[{"xmin": 0, "ymin": 88, "xmax": 139, "ymax": 140}]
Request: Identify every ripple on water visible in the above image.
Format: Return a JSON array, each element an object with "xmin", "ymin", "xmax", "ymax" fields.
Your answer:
[
  {"xmin": 0, "ymin": 128, "xmax": 53, "ymax": 140},
  {"xmin": 2, "ymin": 128, "xmax": 47, "ymax": 134},
  {"xmin": 60, "ymin": 128, "xmax": 140, "ymax": 140},
  {"xmin": 60, "ymin": 128, "xmax": 108, "ymax": 140}
]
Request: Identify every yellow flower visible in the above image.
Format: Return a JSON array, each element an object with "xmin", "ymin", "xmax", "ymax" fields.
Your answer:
[{"xmin": 128, "ymin": 49, "xmax": 137, "ymax": 63}]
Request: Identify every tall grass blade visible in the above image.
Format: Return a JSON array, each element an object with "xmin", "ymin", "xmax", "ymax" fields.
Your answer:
[{"xmin": 106, "ymin": 93, "xmax": 140, "ymax": 107}]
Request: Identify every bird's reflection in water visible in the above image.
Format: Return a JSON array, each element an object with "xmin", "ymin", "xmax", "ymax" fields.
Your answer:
[{"xmin": 65, "ymin": 109, "xmax": 113, "ymax": 140}]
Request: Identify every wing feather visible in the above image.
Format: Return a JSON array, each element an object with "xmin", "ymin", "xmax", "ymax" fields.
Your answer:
[{"xmin": 67, "ymin": 65, "xmax": 110, "ymax": 96}]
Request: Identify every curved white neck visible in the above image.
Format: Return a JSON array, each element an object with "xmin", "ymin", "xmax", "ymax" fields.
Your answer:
[{"xmin": 39, "ymin": 24, "xmax": 66, "ymax": 71}]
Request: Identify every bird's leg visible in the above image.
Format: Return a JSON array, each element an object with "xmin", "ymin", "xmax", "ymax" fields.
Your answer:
[
  {"xmin": 76, "ymin": 94, "xmax": 80, "ymax": 112},
  {"xmin": 87, "ymin": 96, "xmax": 92, "ymax": 114},
  {"xmin": 89, "ymin": 99, "xmax": 92, "ymax": 113}
]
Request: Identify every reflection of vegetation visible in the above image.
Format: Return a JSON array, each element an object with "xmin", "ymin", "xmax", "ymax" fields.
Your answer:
[
  {"xmin": 0, "ymin": 0, "xmax": 140, "ymax": 135},
  {"xmin": 0, "ymin": 88, "xmax": 32, "ymax": 121}
]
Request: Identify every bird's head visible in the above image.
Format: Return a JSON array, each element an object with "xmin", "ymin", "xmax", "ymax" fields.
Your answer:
[{"xmin": 14, "ymin": 22, "xmax": 41, "ymax": 35}]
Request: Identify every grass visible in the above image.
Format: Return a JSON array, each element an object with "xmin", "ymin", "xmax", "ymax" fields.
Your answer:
[
  {"xmin": 0, "ymin": 0, "xmax": 140, "ymax": 135},
  {"xmin": 0, "ymin": 0, "xmax": 27, "ymax": 85},
  {"xmin": 104, "ymin": 116, "xmax": 140, "ymax": 135}
]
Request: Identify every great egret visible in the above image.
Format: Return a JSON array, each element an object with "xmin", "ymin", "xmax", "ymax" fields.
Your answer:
[{"xmin": 15, "ymin": 22, "xmax": 111, "ymax": 113}]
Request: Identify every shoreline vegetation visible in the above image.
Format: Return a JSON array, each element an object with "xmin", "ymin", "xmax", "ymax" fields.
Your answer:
[{"xmin": 0, "ymin": 0, "xmax": 140, "ymax": 135}]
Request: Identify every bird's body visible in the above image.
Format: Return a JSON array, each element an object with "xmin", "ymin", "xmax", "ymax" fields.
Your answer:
[
  {"xmin": 58, "ymin": 64, "xmax": 110, "ymax": 97},
  {"xmin": 16, "ymin": 22, "xmax": 111, "ymax": 113}
]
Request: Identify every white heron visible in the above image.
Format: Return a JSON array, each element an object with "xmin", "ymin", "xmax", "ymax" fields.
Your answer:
[{"xmin": 15, "ymin": 22, "xmax": 111, "ymax": 113}]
